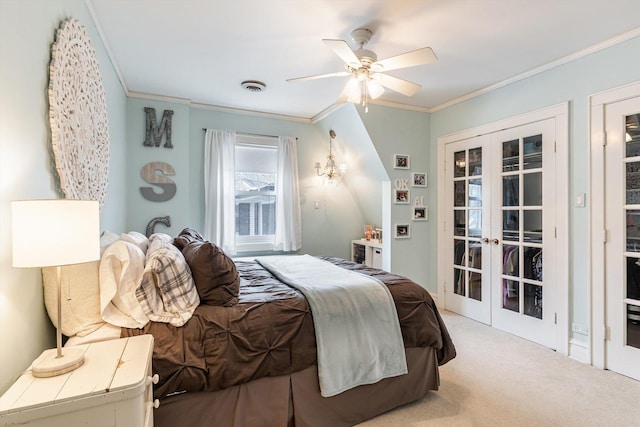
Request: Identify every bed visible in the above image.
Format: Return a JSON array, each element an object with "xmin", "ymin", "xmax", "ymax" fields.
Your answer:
[{"xmin": 55, "ymin": 228, "xmax": 455, "ymax": 427}]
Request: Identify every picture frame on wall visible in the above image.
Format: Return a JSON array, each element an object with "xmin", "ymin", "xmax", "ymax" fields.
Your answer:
[
  {"xmin": 413, "ymin": 206, "xmax": 428, "ymax": 221},
  {"xmin": 394, "ymin": 189, "xmax": 410, "ymax": 204},
  {"xmin": 393, "ymin": 154, "xmax": 410, "ymax": 169},
  {"xmin": 412, "ymin": 172, "xmax": 427, "ymax": 187},
  {"xmin": 394, "ymin": 224, "xmax": 410, "ymax": 239}
]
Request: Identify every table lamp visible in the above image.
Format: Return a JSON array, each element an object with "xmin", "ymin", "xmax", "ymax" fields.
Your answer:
[{"xmin": 11, "ymin": 199, "xmax": 100, "ymax": 377}]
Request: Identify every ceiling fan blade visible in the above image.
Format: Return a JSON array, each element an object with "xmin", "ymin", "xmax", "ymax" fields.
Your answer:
[
  {"xmin": 287, "ymin": 71, "xmax": 351, "ymax": 82},
  {"xmin": 323, "ymin": 39, "xmax": 361, "ymax": 67},
  {"xmin": 372, "ymin": 47, "xmax": 437, "ymax": 72},
  {"xmin": 375, "ymin": 73, "xmax": 422, "ymax": 97}
]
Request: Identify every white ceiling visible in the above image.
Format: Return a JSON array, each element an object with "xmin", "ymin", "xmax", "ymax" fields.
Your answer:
[{"xmin": 88, "ymin": 0, "xmax": 640, "ymax": 120}]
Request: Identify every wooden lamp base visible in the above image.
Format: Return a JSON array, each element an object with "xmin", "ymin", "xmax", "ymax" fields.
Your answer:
[{"xmin": 31, "ymin": 346, "xmax": 85, "ymax": 378}]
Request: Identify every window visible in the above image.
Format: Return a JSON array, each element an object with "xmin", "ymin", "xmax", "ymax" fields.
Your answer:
[{"xmin": 234, "ymin": 135, "xmax": 277, "ymax": 252}]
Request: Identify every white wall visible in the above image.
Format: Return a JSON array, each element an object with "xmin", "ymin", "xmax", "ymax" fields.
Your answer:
[{"xmin": 0, "ymin": 0, "xmax": 127, "ymax": 393}]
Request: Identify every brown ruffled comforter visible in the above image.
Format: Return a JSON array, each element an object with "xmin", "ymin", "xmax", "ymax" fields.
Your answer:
[{"xmin": 122, "ymin": 257, "xmax": 456, "ymax": 399}]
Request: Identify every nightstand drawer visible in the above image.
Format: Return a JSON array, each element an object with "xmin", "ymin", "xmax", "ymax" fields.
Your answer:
[{"xmin": 0, "ymin": 335, "xmax": 155, "ymax": 427}]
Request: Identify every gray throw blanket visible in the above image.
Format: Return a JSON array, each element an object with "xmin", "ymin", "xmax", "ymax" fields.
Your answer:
[{"xmin": 256, "ymin": 255, "xmax": 407, "ymax": 397}]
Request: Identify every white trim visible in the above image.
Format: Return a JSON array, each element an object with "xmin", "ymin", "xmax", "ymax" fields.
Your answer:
[
  {"xmin": 437, "ymin": 102, "xmax": 570, "ymax": 355},
  {"xmin": 85, "ymin": 0, "xmax": 128, "ymax": 95},
  {"xmin": 311, "ymin": 103, "xmax": 344, "ymax": 123},
  {"xmin": 191, "ymin": 102, "xmax": 312, "ymax": 123},
  {"xmin": 368, "ymin": 99, "xmax": 431, "ymax": 113},
  {"xmin": 128, "ymin": 91, "xmax": 191, "ymax": 105},
  {"xmin": 589, "ymin": 79, "xmax": 640, "ymax": 370},
  {"xmin": 569, "ymin": 339, "xmax": 590, "ymax": 364}
]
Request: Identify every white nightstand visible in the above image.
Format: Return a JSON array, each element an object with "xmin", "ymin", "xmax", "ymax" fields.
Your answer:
[
  {"xmin": 0, "ymin": 335, "xmax": 157, "ymax": 427},
  {"xmin": 351, "ymin": 239, "xmax": 383, "ymax": 269}
]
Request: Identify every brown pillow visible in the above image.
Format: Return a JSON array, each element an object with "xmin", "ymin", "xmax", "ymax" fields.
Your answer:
[
  {"xmin": 181, "ymin": 240, "xmax": 239, "ymax": 306},
  {"xmin": 173, "ymin": 227, "xmax": 205, "ymax": 250}
]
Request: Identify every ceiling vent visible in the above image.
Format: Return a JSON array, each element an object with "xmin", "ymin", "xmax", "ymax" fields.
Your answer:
[{"xmin": 241, "ymin": 80, "xmax": 266, "ymax": 93}]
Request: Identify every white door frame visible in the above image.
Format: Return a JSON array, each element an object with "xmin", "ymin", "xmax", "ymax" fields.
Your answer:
[
  {"xmin": 437, "ymin": 102, "xmax": 569, "ymax": 355},
  {"xmin": 590, "ymin": 80, "xmax": 640, "ymax": 369}
]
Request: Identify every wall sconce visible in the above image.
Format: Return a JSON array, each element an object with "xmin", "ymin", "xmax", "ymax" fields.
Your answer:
[{"xmin": 314, "ymin": 130, "xmax": 347, "ymax": 183}]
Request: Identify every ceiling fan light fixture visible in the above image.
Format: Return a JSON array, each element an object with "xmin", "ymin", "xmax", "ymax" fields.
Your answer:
[
  {"xmin": 286, "ymin": 27, "xmax": 437, "ymax": 113},
  {"xmin": 345, "ymin": 77, "xmax": 362, "ymax": 103},
  {"xmin": 367, "ymin": 78, "xmax": 384, "ymax": 100}
]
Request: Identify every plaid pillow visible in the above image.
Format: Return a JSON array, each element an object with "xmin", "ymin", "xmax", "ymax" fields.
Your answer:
[{"xmin": 136, "ymin": 233, "xmax": 199, "ymax": 326}]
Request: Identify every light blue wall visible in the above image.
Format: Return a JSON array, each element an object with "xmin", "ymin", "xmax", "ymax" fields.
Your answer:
[
  {"xmin": 316, "ymin": 105, "xmax": 388, "ymax": 228},
  {"xmin": 125, "ymin": 100, "xmax": 369, "ymax": 260},
  {"xmin": 359, "ymin": 105, "xmax": 432, "ymax": 285},
  {"xmin": 430, "ymin": 34, "xmax": 640, "ymax": 344},
  {"xmin": 0, "ymin": 0, "xmax": 127, "ymax": 393},
  {"xmin": 126, "ymin": 98, "xmax": 191, "ymax": 236},
  {"xmin": 125, "ymin": 98, "xmax": 433, "ymax": 287}
]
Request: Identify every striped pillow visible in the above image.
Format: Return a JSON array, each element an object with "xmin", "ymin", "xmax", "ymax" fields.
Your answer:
[{"xmin": 136, "ymin": 233, "xmax": 199, "ymax": 327}]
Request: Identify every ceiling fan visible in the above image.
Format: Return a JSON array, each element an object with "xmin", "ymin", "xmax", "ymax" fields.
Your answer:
[{"xmin": 287, "ymin": 28, "xmax": 438, "ymax": 111}]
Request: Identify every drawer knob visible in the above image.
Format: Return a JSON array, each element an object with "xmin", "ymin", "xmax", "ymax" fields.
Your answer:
[
  {"xmin": 148, "ymin": 374, "xmax": 159, "ymax": 385},
  {"xmin": 153, "ymin": 399, "xmax": 160, "ymax": 409}
]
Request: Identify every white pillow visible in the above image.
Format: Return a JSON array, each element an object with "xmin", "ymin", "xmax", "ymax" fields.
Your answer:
[
  {"xmin": 41, "ymin": 231, "xmax": 118, "ymax": 337},
  {"xmin": 99, "ymin": 240, "xmax": 149, "ymax": 328},
  {"xmin": 120, "ymin": 231, "xmax": 149, "ymax": 254},
  {"xmin": 42, "ymin": 262, "xmax": 104, "ymax": 337},
  {"xmin": 100, "ymin": 230, "xmax": 120, "ymax": 253}
]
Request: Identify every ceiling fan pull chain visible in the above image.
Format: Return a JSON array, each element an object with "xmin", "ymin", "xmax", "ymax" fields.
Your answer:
[{"xmin": 363, "ymin": 79, "xmax": 368, "ymax": 113}]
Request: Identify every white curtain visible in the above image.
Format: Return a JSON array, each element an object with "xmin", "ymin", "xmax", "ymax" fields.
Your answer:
[
  {"xmin": 203, "ymin": 129, "xmax": 236, "ymax": 254},
  {"xmin": 275, "ymin": 136, "xmax": 302, "ymax": 251}
]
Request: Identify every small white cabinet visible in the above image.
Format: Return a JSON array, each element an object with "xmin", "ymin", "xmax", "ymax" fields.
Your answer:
[
  {"xmin": 0, "ymin": 335, "xmax": 156, "ymax": 427},
  {"xmin": 352, "ymin": 239, "xmax": 383, "ymax": 270}
]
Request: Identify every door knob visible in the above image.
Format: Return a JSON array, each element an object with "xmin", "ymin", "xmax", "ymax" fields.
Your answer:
[
  {"xmin": 482, "ymin": 238, "xmax": 489, "ymax": 244},
  {"xmin": 492, "ymin": 239, "xmax": 499, "ymax": 245}
]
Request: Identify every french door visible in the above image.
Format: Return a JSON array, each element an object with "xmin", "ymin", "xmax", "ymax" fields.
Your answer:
[
  {"xmin": 444, "ymin": 135, "xmax": 492, "ymax": 324},
  {"xmin": 603, "ymin": 96, "xmax": 640, "ymax": 380},
  {"xmin": 443, "ymin": 118, "xmax": 558, "ymax": 349}
]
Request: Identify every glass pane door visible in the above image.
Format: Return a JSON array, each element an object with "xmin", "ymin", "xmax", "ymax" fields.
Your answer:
[
  {"xmin": 453, "ymin": 147, "xmax": 484, "ymax": 300},
  {"xmin": 491, "ymin": 118, "xmax": 556, "ymax": 349},
  {"xmin": 500, "ymin": 134, "xmax": 544, "ymax": 318},
  {"xmin": 604, "ymin": 97, "xmax": 640, "ymax": 381},
  {"xmin": 624, "ymin": 113, "xmax": 640, "ymax": 350},
  {"xmin": 446, "ymin": 135, "xmax": 491, "ymax": 325}
]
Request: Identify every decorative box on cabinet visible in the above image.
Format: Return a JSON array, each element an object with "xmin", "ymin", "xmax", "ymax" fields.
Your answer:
[
  {"xmin": 352, "ymin": 239, "xmax": 383, "ymax": 270},
  {"xmin": 0, "ymin": 335, "xmax": 157, "ymax": 427}
]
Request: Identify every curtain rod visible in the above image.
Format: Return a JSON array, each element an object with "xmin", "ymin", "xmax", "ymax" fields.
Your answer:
[{"xmin": 201, "ymin": 128, "xmax": 297, "ymax": 140}]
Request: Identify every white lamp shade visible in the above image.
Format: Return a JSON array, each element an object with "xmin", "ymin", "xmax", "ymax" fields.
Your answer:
[
  {"xmin": 367, "ymin": 78, "xmax": 384, "ymax": 100},
  {"xmin": 11, "ymin": 200, "xmax": 100, "ymax": 268},
  {"xmin": 345, "ymin": 78, "xmax": 362, "ymax": 103}
]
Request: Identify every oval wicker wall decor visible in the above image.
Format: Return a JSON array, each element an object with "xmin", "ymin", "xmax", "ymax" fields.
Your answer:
[{"xmin": 48, "ymin": 18, "xmax": 110, "ymax": 209}]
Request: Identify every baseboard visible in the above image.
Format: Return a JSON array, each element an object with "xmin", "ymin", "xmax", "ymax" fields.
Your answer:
[{"xmin": 568, "ymin": 339, "xmax": 590, "ymax": 364}]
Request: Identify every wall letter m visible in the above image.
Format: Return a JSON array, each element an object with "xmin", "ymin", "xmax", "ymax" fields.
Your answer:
[{"xmin": 144, "ymin": 107, "xmax": 174, "ymax": 148}]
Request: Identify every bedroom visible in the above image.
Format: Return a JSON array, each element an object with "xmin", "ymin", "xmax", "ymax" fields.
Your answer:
[{"xmin": 2, "ymin": 0, "xmax": 640, "ymax": 424}]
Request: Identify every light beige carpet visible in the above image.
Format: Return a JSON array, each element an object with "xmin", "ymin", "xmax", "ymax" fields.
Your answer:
[{"xmin": 359, "ymin": 311, "xmax": 640, "ymax": 426}]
